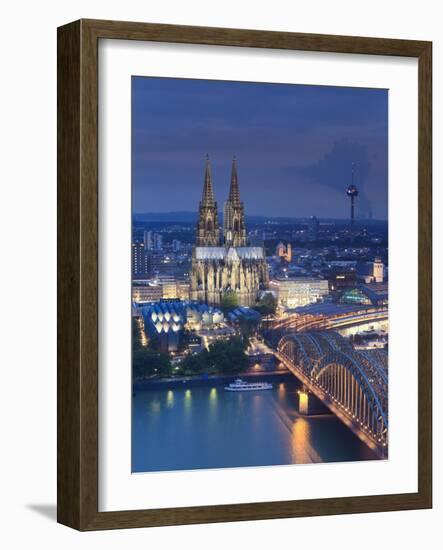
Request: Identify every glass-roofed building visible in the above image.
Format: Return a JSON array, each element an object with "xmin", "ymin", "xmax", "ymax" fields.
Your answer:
[{"xmin": 340, "ymin": 283, "xmax": 388, "ymax": 307}]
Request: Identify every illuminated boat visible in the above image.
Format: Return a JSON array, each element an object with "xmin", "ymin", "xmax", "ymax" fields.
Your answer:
[{"xmin": 224, "ymin": 378, "xmax": 273, "ymax": 391}]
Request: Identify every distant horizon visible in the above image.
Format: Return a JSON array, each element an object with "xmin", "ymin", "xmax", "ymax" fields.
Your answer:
[{"xmin": 132, "ymin": 210, "xmax": 388, "ymax": 223}]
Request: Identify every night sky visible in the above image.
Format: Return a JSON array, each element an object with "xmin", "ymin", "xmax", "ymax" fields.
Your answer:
[{"xmin": 132, "ymin": 77, "xmax": 388, "ymax": 220}]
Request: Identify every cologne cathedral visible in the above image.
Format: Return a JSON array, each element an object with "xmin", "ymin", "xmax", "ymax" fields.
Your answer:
[{"xmin": 190, "ymin": 156, "xmax": 269, "ymax": 306}]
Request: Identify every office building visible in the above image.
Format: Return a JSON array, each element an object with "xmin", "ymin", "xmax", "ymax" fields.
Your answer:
[{"xmin": 269, "ymin": 277, "xmax": 329, "ymax": 308}]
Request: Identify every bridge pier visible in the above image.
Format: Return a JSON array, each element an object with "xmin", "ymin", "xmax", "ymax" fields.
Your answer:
[
  {"xmin": 298, "ymin": 388, "xmax": 309, "ymax": 415},
  {"xmin": 275, "ymin": 335, "xmax": 388, "ymax": 458},
  {"xmin": 297, "ymin": 387, "xmax": 330, "ymax": 416}
]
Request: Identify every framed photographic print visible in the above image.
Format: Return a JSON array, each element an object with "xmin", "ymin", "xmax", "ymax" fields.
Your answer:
[{"xmin": 57, "ymin": 19, "xmax": 432, "ymax": 530}]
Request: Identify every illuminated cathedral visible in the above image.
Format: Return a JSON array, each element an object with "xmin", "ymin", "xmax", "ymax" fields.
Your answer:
[{"xmin": 190, "ymin": 156, "xmax": 269, "ymax": 306}]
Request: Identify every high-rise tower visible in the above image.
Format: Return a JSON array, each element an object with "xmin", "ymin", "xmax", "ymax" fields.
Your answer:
[
  {"xmin": 224, "ymin": 157, "xmax": 247, "ymax": 247},
  {"xmin": 196, "ymin": 155, "xmax": 220, "ymax": 246},
  {"xmin": 346, "ymin": 165, "xmax": 359, "ymax": 228}
]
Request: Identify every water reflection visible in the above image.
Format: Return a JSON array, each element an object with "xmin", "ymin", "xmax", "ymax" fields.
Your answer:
[
  {"xmin": 209, "ymin": 387, "xmax": 218, "ymax": 403},
  {"xmin": 292, "ymin": 417, "xmax": 322, "ymax": 463},
  {"xmin": 132, "ymin": 380, "xmax": 378, "ymax": 473},
  {"xmin": 166, "ymin": 390, "xmax": 174, "ymax": 408},
  {"xmin": 209, "ymin": 387, "xmax": 218, "ymax": 419},
  {"xmin": 184, "ymin": 389, "xmax": 192, "ymax": 411}
]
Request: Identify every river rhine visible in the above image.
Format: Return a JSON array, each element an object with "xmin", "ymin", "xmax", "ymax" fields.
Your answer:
[{"xmin": 132, "ymin": 377, "xmax": 378, "ymax": 472}]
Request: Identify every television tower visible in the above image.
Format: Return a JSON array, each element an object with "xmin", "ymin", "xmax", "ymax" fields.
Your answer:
[{"xmin": 346, "ymin": 165, "xmax": 359, "ymax": 228}]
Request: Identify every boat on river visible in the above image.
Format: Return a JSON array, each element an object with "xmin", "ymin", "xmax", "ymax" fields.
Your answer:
[{"xmin": 224, "ymin": 378, "xmax": 273, "ymax": 392}]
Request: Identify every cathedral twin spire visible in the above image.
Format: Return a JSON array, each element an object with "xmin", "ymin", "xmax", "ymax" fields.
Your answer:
[
  {"xmin": 196, "ymin": 156, "xmax": 247, "ymax": 248},
  {"xmin": 201, "ymin": 154, "xmax": 215, "ymax": 207},
  {"xmin": 224, "ymin": 156, "xmax": 247, "ymax": 247},
  {"xmin": 196, "ymin": 155, "xmax": 220, "ymax": 247},
  {"xmin": 228, "ymin": 157, "xmax": 241, "ymax": 204}
]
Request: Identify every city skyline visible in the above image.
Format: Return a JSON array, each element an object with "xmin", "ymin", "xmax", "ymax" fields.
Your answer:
[
  {"xmin": 131, "ymin": 75, "xmax": 389, "ymax": 473},
  {"xmin": 132, "ymin": 77, "xmax": 388, "ymax": 219}
]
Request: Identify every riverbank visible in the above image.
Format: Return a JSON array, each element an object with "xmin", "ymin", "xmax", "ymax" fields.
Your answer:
[{"xmin": 133, "ymin": 369, "xmax": 293, "ymax": 391}]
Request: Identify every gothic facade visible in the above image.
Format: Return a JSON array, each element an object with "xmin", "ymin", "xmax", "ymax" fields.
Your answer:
[{"xmin": 190, "ymin": 157, "xmax": 269, "ymax": 306}]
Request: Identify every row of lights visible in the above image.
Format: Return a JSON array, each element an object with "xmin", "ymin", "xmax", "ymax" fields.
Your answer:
[
  {"xmin": 316, "ymin": 381, "xmax": 386, "ymax": 440},
  {"xmin": 282, "ymin": 352, "xmax": 387, "ymax": 444}
]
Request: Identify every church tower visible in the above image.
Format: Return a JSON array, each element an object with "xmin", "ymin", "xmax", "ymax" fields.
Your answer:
[
  {"xmin": 196, "ymin": 155, "xmax": 220, "ymax": 246},
  {"xmin": 191, "ymin": 156, "xmax": 268, "ymax": 306},
  {"xmin": 224, "ymin": 157, "xmax": 247, "ymax": 247},
  {"xmin": 373, "ymin": 256, "xmax": 384, "ymax": 283}
]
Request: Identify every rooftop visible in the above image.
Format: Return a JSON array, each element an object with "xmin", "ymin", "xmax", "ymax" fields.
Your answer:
[
  {"xmin": 195, "ymin": 246, "xmax": 264, "ymax": 260},
  {"xmin": 270, "ymin": 277, "xmax": 328, "ymax": 285},
  {"xmin": 292, "ymin": 302, "xmax": 381, "ymax": 316},
  {"xmin": 228, "ymin": 307, "xmax": 262, "ymax": 322}
]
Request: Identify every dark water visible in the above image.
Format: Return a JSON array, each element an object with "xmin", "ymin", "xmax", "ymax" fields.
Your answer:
[{"xmin": 132, "ymin": 380, "xmax": 378, "ymax": 472}]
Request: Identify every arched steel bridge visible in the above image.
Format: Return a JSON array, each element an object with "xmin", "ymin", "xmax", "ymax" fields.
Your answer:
[{"xmin": 276, "ymin": 331, "xmax": 388, "ymax": 456}]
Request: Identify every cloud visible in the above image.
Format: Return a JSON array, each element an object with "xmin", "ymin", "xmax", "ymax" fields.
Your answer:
[
  {"xmin": 297, "ymin": 138, "xmax": 374, "ymax": 217},
  {"xmin": 131, "ymin": 77, "xmax": 388, "ymax": 219}
]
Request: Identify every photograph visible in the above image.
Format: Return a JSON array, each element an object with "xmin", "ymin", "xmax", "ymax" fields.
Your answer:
[{"xmin": 131, "ymin": 76, "xmax": 389, "ymax": 473}]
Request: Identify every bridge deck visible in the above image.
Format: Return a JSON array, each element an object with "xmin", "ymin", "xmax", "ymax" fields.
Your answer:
[{"xmin": 275, "ymin": 350, "xmax": 386, "ymax": 459}]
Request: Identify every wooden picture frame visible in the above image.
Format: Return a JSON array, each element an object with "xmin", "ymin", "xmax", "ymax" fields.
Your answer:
[{"xmin": 57, "ymin": 19, "xmax": 432, "ymax": 530}]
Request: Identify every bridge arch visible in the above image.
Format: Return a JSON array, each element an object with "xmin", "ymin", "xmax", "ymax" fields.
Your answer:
[
  {"xmin": 277, "ymin": 332, "xmax": 388, "ymax": 449},
  {"xmin": 278, "ymin": 334, "xmax": 322, "ymax": 377},
  {"xmin": 313, "ymin": 351, "xmax": 388, "ymax": 441}
]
